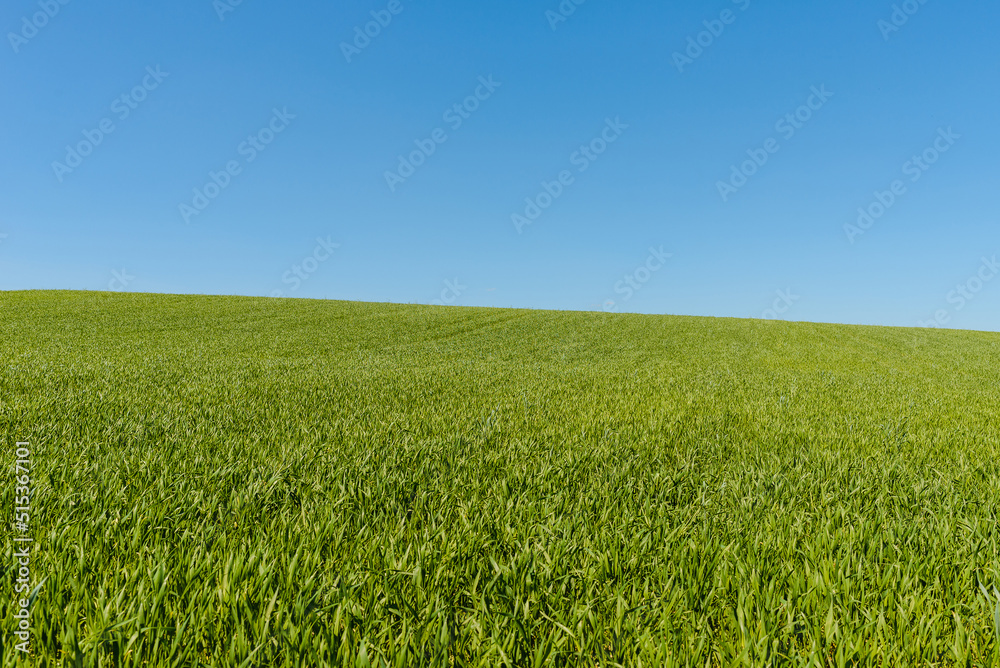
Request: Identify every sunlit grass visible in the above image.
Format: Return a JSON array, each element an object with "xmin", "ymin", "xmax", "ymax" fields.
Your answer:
[{"xmin": 2, "ymin": 290, "xmax": 999, "ymax": 666}]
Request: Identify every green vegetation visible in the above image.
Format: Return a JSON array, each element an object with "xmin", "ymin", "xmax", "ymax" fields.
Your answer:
[{"xmin": 2, "ymin": 290, "xmax": 1000, "ymax": 666}]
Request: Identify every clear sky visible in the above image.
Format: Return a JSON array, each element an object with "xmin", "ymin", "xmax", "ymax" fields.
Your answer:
[{"xmin": 2, "ymin": 0, "xmax": 998, "ymax": 330}]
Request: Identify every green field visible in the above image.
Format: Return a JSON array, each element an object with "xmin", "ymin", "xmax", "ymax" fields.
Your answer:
[{"xmin": 2, "ymin": 290, "xmax": 1000, "ymax": 666}]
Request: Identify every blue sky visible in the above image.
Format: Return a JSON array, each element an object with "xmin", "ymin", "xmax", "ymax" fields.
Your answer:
[{"xmin": 2, "ymin": 0, "xmax": 998, "ymax": 330}]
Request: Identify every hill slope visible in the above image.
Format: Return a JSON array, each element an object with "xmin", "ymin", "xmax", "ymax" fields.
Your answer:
[{"xmin": 2, "ymin": 291, "xmax": 999, "ymax": 666}]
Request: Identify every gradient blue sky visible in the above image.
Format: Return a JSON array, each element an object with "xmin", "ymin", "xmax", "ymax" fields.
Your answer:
[{"xmin": 3, "ymin": 0, "xmax": 998, "ymax": 330}]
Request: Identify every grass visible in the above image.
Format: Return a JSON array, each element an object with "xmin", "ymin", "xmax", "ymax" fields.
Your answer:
[{"xmin": 2, "ymin": 289, "xmax": 1000, "ymax": 667}]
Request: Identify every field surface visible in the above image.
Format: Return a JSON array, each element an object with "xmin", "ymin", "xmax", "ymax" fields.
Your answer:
[{"xmin": 2, "ymin": 290, "xmax": 1000, "ymax": 667}]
